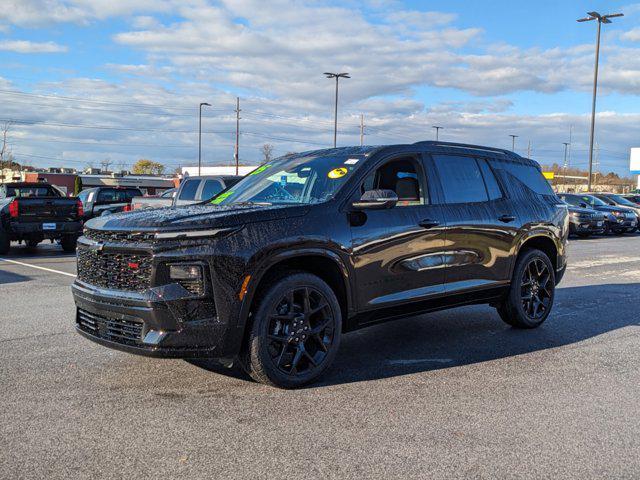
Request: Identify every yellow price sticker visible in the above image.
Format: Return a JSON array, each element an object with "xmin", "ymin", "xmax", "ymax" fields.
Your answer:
[{"xmin": 328, "ymin": 167, "xmax": 348, "ymax": 179}]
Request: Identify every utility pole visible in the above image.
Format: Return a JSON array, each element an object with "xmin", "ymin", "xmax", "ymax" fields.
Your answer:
[
  {"xmin": 360, "ymin": 113, "xmax": 365, "ymax": 146},
  {"xmin": 509, "ymin": 135, "xmax": 518, "ymax": 151},
  {"xmin": 593, "ymin": 142, "xmax": 601, "ymax": 188},
  {"xmin": 198, "ymin": 102, "xmax": 211, "ymax": 176},
  {"xmin": 432, "ymin": 126, "xmax": 443, "ymax": 141},
  {"xmin": 562, "ymin": 142, "xmax": 570, "ymax": 191},
  {"xmin": 234, "ymin": 97, "xmax": 241, "ymax": 175},
  {"xmin": 577, "ymin": 11, "xmax": 623, "ymax": 191},
  {"xmin": 324, "ymin": 72, "xmax": 350, "ymax": 148}
]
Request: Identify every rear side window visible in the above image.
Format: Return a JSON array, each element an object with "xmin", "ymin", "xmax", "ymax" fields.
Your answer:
[
  {"xmin": 478, "ymin": 159, "xmax": 502, "ymax": 200},
  {"xmin": 200, "ymin": 179, "xmax": 224, "ymax": 200},
  {"xmin": 495, "ymin": 161, "xmax": 554, "ymax": 195},
  {"xmin": 179, "ymin": 179, "xmax": 200, "ymax": 200},
  {"xmin": 432, "ymin": 155, "xmax": 488, "ymax": 204}
]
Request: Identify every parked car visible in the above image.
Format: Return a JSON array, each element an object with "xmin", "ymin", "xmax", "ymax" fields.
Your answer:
[
  {"xmin": 590, "ymin": 193, "xmax": 640, "ymax": 231},
  {"xmin": 73, "ymin": 141, "xmax": 568, "ymax": 388},
  {"xmin": 130, "ymin": 188, "xmax": 177, "ymax": 211},
  {"xmin": 77, "ymin": 186, "xmax": 143, "ymax": 220},
  {"xmin": 0, "ymin": 182, "xmax": 83, "ymax": 254},
  {"xmin": 130, "ymin": 176, "xmax": 242, "ymax": 210},
  {"xmin": 558, "ymin": 193, "xmax": 637, "ymax": 234},
  {"xmin": 562, "ymin": 203, "xmax": 605, "ymax": 238},
  {"xmin": 622, "ymin": 194, "xmax": 640, "ymax": 205}
]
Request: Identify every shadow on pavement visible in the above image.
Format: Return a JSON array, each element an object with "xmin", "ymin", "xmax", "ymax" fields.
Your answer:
[
  {"xmin": 189, "ymin": 283, "xmax": 640, "ymax": 387},
  {"xmin": 0, "ymin": 268, "xmax": 31, "ymax": 285}
]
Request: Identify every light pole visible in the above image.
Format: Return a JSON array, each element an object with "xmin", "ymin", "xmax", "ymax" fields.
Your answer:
[
  {"xmin": 198, "ymin": 102, "xmax": 211, "ymax": 176},
  {"xmin": 577, "ymin": 11, "xmax": 624, "ymax": 190},
  {"xmin": 324, "ymin": 72, "xmax": 350, "ymax": 148},
  {"xmin": 509, "ymin": 135, "xmax": 518, "ymax": 151},
  {"xmin": 562, "ymin": 142, "xmax": 570, "ymax": 191},
  {"xmin": 432, "ymin": 126, "xmax": 443, "ymax": 141}
]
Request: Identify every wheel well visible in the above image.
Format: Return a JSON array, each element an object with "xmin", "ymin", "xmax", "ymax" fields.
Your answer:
[
  {"xmin": 250, "ymin": 255, "xmax": 349, "ymax": 323},
  {"xmin": 519, "ymin": 236, "xmax": 558, "ymax": 270}
]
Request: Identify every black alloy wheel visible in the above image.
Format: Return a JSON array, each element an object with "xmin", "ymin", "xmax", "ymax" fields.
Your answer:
[
  {"xmin": 240, "ymin": 272, "xmax": 342, "ymax": 388},
  {"xmin": 520, "ymin": 258, "xmax": 552, "ymax": 320},
  {"xmin": 266, "ymin": 286, "xmax": 335, "ymax": 376},
  {"xmin": 497, "ymin": 248, "xmax": 555, "ymax": 329}
]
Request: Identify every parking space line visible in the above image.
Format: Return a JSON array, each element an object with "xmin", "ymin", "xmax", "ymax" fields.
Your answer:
[{"xmin": 0, "ymin": 258, "xmax": 77, "ymax": 278}]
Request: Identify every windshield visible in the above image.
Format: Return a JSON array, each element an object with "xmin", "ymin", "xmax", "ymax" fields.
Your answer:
[
  {"xmin": 211, "ymin": 153, "xmax": 364, "ymax": 206},
  {"xmin": 607, "ymin": 194, "xmax": 637, "ymax": 207},
  {"xmin": 581, "ymin": 195, "xmax": 606, "ymax": 207}
]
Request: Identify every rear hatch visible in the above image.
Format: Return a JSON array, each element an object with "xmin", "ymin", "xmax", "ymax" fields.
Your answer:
[{"xmin": 12, "ymin": 197, "xmax": 81, "ymax": 223}]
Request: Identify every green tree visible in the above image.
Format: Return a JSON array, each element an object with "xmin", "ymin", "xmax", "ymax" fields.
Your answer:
[
  {"xmin": 132, "ymin": 159, "xmax": 165, "ymax": 175},
  {"xmin": 73, "ymin": 176, "xmax": 83, "ymax": 196}
]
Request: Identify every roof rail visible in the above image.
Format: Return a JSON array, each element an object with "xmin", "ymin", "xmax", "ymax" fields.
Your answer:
[{"xmin": 413, "ymin": 140, "xmax": 520, "ymax": 158}]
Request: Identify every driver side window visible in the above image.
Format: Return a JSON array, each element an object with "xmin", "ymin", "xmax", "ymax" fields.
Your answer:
[{"xmin": 361, "ymin": 157, "xmax": 426, "ymax": 207}]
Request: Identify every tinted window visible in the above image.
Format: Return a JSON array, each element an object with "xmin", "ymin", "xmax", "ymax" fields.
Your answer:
[
  {"xmin": 495, "ymin": 161, "xmax": 554, "ymax": 195},
  {"xmin": 200, "ymin": 179, "xmax": 224, "ymax": 200},
  {"xmin": 478, "ymin": 159, "xmax": 502, "ymax": 200},
  {"xmin": 179, "ymin": 179, "xmax": 201, "ymax": 200},
  {"xmin": 433, "ymin": 155, "xmax": 488, "ymax": 204},
  {"xmin": 6, "ymin": 185, "xmax": 57, "ymax": 197},
  {"xmin": 361, "ymin": 157, "xmax": 425, "ymax": 206},
  {"xmin": 97, "ymin": 188, "xmax": 141, "ymax": 203},
  {"xmin": 78, "ymin": 190, "xmax": 89, "ymax": 202}
]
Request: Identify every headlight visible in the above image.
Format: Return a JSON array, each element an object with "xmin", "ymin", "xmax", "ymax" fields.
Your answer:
[{"xmin": 169, "ymin": 264, "xmax": 203, "ymax": 280}]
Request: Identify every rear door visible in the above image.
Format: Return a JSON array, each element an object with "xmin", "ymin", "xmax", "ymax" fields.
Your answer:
[{"xmin": 427, "ymin": 154, "xmax": 519, "ymax": 293}]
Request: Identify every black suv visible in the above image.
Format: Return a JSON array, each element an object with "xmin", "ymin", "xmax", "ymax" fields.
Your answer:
[{"xmin": 72, "ymin": 142, "xmax": 568, "ymax": 388}]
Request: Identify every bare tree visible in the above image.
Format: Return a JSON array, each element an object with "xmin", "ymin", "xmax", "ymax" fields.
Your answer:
[
  {"xmin": 0, "ymin": 121, "xmax": 12, "ymax": 169},
  {"xmin": 260, "ymin": 143, "xmax": 274, "ymax": 163}
]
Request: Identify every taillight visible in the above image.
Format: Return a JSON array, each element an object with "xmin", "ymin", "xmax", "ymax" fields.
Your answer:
[
  {"xmin": 8, "ymin": 199, "xmax": 19, "ymax": 218},
  {"xmin": 76, "ymin": 199, "xmax": 84, "ymax": 217},
  {"xmin": 123, "ymin": 204, "xmax": 132, "ymax": 212}
]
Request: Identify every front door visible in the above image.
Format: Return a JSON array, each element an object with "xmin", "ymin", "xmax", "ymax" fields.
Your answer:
[{"xmin": 349, "ymin": 154, "xmax": 446, "ymax": 311}]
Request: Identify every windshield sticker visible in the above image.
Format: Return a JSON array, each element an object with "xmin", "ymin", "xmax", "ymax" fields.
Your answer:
[
  {"xmin": 280, "ymin": 175, "xmax": 288, "ymax": 187},
  {"xmin": 250, "ymin": 164, "xmax": 271, "ymax": 175},
  {"xmin": 211, "ymin": 191, "xmax": 233, "ymax": 204},
  {"xmin": 328, "ymin": 167, "xmax": 348, "ymax": 179},
  {"xmin": 344, "ymin": 158, "xmax": 359, "ymax": 165}
]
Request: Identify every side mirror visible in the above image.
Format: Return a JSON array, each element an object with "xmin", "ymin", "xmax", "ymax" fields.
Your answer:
[{"xmin": 352, "ymin": 189, "xmax": 398, "ymax": 210}]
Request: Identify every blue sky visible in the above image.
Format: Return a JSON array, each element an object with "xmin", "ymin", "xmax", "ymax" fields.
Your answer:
[{"xmin": 0, "ymin": 0, "xmax": 638, "ymax": 174}]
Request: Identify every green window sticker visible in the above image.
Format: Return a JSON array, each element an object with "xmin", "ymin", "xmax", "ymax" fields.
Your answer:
[
  {"xmin": 211, "ymin": 190, "xmax": 234, "ymax": 204},
  {"xmin": 250, "ymin": 164, "xmax": 271, "ymax": 175}
]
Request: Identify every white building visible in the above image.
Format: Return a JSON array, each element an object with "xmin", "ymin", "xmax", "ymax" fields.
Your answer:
[{"xmin": 182, "ymin": 165, "xmax": 258, "ymax": 177}]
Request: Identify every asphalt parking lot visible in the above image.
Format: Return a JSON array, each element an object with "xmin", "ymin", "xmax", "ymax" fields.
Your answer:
[{"xmin": 1, "ymin": 236, "xmax": 639, "ymax": 479}]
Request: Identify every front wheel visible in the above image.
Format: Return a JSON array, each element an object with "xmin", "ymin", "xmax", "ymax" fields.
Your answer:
[
  {"xmin": 0, "ymin": 232, "xmax": 9, "ymax": 255},
  {"xmin": 239, "ymin": 272, "xmax": 342, "ymax": 388},
  {"xmin": 497, "ymin": 249, "xmax": 555, "ymax": 329}
]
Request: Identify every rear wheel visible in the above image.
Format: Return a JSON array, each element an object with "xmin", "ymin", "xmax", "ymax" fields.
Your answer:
[
  {"xmin": 26, "ymin": 238, "xmax": 40, "ymax": 249},
  {"xmin": 497, "ymin": 249, "xmax": 555, "ymax": 329},
  {"xmin": 60, "ymin": 235, "xmax": 77, "ymax": 252},
  {"xmin": 0, "ymin": 232, "xmax": 9, "ymax": 255},
  {"xmin": 239, "ymin": 272, "xmax": 342, "ymax": 388}
]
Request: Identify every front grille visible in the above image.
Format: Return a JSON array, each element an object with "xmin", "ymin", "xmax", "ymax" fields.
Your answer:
[
  {"xmin": 77, "ymin": 308, "xmax": 143, "ymax": 346},
  {"xmin": 84, "ymin": 229, "xmax": 156, "ymax": 244},
  {"xmin": 77, "ymin": 247, "xmax": 152, "ymax": 291}
]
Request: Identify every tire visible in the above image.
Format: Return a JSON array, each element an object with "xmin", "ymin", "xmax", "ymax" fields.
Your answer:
[
  {"xmin": 26, "ymin": 238, "xmax": 40, "ymax": 249},
  {"xmin": 60, "ymin": 235, "xmax": 78, "ymax": 253},
  {"xmin": 497, "ymin": 249, "xmax": 555, "ymax": 329},
  {"xmin": 577, "ymin": 232, "xmax": 591, "ymax": 238},
  {"xmin": 0, "ymin": 231, "xmax": 9, "ymax": 255},
  {"xmin": 239, "ymin": 272, "xmax": 342, "ymax": 388},
  {"xmin": 613, "ymin": 229, "xmax": 625, "ymax": 235}
]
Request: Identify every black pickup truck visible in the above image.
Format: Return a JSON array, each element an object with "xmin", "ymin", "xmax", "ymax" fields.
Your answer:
[{"xmin": 0, "ymin": 182, "xmax": 83, "ymax": 254}]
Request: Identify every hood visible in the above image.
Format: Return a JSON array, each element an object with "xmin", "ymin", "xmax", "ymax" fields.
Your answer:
[
  {"xmin": 593, "ymin": 205, "xmax": 636, "ymax": 214},
  {"xmin": 568, "ymin": 206, "xmax": 603, "ymax": 216},
  {"xmin": 85, "ymin": 203, "xmax": 310, "ymax": 232}
]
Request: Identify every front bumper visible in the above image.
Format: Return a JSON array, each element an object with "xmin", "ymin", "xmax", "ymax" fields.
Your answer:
[
  {"xmin": 72, "ymin": 280, "xmax": 242, "ymax": 359},
  {"xmin": 569, "ymin": 218, "xmax": 605, "ymax": 234}
]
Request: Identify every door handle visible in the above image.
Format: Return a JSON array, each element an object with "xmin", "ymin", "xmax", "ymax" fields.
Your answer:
[
  {"xmin": 498, "ymin": 214, "xmax": 516, "ymax": 223},
  {"xmin": 419, "ymin": 219, "xmax": 440, "ymax": 229}
]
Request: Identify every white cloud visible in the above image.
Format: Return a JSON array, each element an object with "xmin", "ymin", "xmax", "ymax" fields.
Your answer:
[
  {"xmin": 0, "ymin": 39, "xmax": 67, "ymax": 53},
  {"xmin": 621, "ymin": 27, "xmax": 640, "ymax": 42}
]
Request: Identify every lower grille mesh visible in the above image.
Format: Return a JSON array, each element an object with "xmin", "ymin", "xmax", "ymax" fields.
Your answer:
[{"xmin": 77, "ymin": 309, "xmax": 143, "ymax": 346}]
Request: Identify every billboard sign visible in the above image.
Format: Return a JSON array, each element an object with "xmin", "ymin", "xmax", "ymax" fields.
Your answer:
[{"xmin": 631, "ymin": 148, "xmax": 640, "ymax": 174}]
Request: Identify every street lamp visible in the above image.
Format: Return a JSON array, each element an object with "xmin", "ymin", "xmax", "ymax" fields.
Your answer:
[
  {"xmin": 324, "ymin": 72, "xmax": 350, "ymax": 148},
  {"xmin": 432, "ymin": 126, "xmax": 443, "ymax": 141},
  {"xmin": 577, "ymin": 11, "xmax": 624, "ymax": 190},
  {"xmin": 198, "ymin": 102, "xmax": 211, "ymax": 176},
  {"xmin": 509, "ymin": 135, "xmax": 518, "ymax": 151}
]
